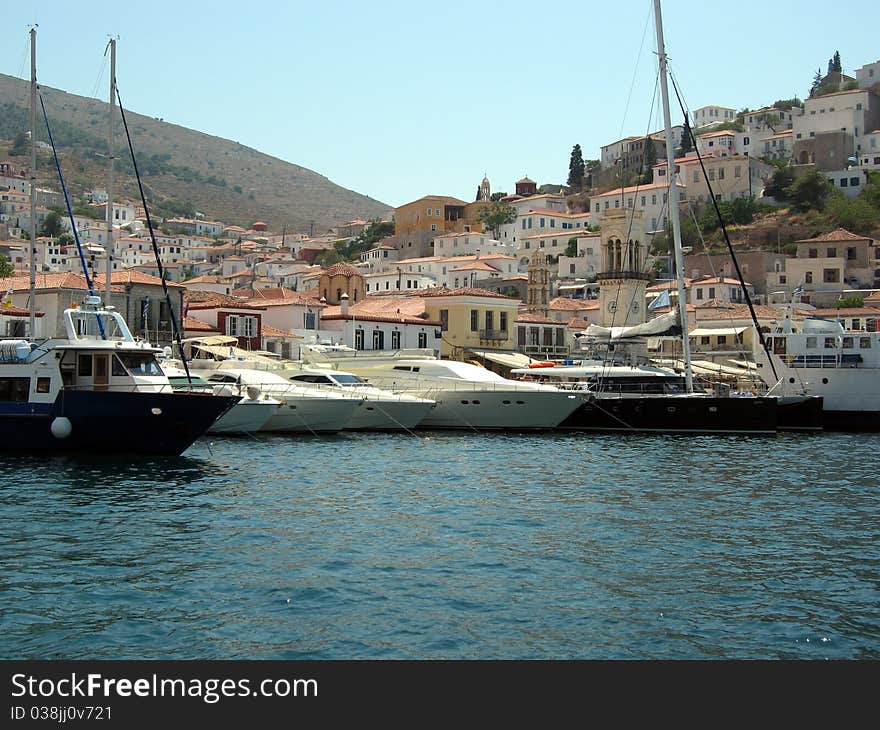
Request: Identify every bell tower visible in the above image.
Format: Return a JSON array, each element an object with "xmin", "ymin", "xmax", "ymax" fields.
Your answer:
[
  {"xmin": 479, "ymin": 173, "xmax": 491, "ymax": 202},
  {"xmin": 527, "ymin": 250, "xmax": 551, "ymax": 318},
  {"xmin": 597, "ymin": 208, "xmax": 648, "ymax": 327}
]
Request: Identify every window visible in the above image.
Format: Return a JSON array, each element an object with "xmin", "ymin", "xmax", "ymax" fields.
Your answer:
[
  {"xmin": 500, "ymin": 312, "xmax": 508, "ymax": 333},
  {"xmin": 569, "ymin": 264, "xmax": 576, "ymax": 274},
  {"xmin": 708, "ymin": 287, "xmax": 716, "ymax": 299},
  {"xmin": 852, "ymin": 319, "xmax": 861, "ymax": 331},
  {"xmin": 717, "ymin": 336, "xmax": 727, "ymax": 345},
  {"xmin": 806, "ymin": 336, "xmax": 817, "ymax": 349},
  {"xmin": 827, "ymin": 248, "xmax": 837, "ymax": 258},
  {"xmin": 805, "ymin": 272, "xmax": 813, "ymax": 284},
  {"xmin": 0, "ymin": 377, "xmax": 30, "ymax": 401},
  {"xmin": 840, "ymin": 178, "xmax": 848, "ymax": 188},
  {"xmin": 823, "ymin": 269, "xmax": 839, "ymax": 283},
  {"xmin": 304, "ymin": 311, "xmax": 316, "ymax": 329},
  {"xmin": 431, "ymin": 224, "xmax": 437, "ymax": 232},
  {"xmin": 779, "ymin": 275, "xmax": 787, "ymax": 284},
  {"xmin": 354, "ymin": 329, "xmax": 364, "ymax": 350},
  {"xmin": 391, "ymin": 330, "xmax": 400, "ymax": 349},
  {"xmin": 242, "ymin": 317, "xmax": 256, "ymax": 338},
  {"xmin": 734, "ymin": 166, "xmax": 741, "ymax": 178},
  {"xmin": 696, "ymin": 288, "xmax": 704, "ymax": 300},
  {"xmin": 708, "ymin": 169, "xmax": 715, "ymax": 181},
  {"xmin": 439, "ymin": 310, "xmax": 448, "ymax": 331},
  {"xmin": 470, "ymin": 310, "xmax": 478, "ymax": 331},
  {"xmin": 418, "ymin": 332, "xmax": 427, "ymax": 348},
  {"xmin": 851, "ymin": 177, "xmax": 860, "ymax": 187},
  {"xmin": 372, "ymin": 330, "xmax": 384, "ymax": 350},
  {"xmin": 843, "ymin": 336, "xmax": 854, "ymax": 349},
  {"xmin": 693, "ymin": 171, "xmax": 699, "ymax": 183},
  {"xmin": 78, "ymin": 354, "xmax": 92, "ymax": 377},
  {"xmin": 824, "ymin": 337, "xmax": 836, "ymax": 349},
  {"xmin": 808, "ymin": 248, "xmax": 818, "ymax": 258},
  {"xmin": 550, "ymin": 219, "xmax": 555, "ymax": 228},
  {"xmin": 700, "ymin": 336, "xmax": 710, "ymax": 345},
  {"xmin": 540, "ymin": 218, "xmax": 546, "ymax": 228},
  {"xmin": 427, "ymin": 208, "xmax": 432, "ymax": 216},
  {"xmin": 718, "ymin": 168, "xmax": 725, "ymax": 180},
  {"xmin": 435, "ymin": 208, "xmax": 440, "ymax": 216},
  {"xmin": 485, "ymin": 311, "xmax": 494, "ymax": 331}
]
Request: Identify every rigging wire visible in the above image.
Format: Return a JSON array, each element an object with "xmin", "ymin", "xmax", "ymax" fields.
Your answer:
[
  {"xmin": 116, "ymin": 84, "xmax": 193, "ymax": 382},
  {"xmin": 617, "ymin": 5, "xmax": 654, "ymax": 139},
  {"xmin": 667, "ymin": 74, "xmax": 779, "ymax": 386},
  {"xmin": 38, "ymin": 92, "xmax": 108, "ymax": 340},
  {"xmin": 89, "ymin": 51, "xmax": 108, "ymax": 101}
]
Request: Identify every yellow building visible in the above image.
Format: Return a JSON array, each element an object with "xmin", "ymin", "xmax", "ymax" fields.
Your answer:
[
  {"xmin": 394, "ymin": 195, "xmax": 470, "ymax": 235},
  {"xmin": 419, "ymin": 287, "xmax": 520, "ymax": 359}
]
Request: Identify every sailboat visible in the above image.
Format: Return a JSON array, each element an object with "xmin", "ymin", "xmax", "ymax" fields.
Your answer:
[
  {"xmin": 509, "ymin": 0, "xmax": 784, "ymax": 434},
  {"xmin": 0, "ymin": 30, "xmax": 236, "ymax": 454}
]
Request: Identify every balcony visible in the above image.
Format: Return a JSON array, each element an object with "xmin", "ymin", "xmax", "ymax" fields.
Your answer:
[
  {"xmin": 479, "ymin": 329, "xmax": 509, "ymax": 341},
  {"xmin": 524, "ymin": 345, "xmax": 570, "ymax": 357}
]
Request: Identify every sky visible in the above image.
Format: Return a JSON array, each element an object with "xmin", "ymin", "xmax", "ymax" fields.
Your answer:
[{"xmin": 2, "ymin": 0, "xmax": 877, "ymax": 213}]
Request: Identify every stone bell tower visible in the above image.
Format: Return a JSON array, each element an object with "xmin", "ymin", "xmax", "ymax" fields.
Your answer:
[
  {"xmin": 527, "ymin": 249, "xmax": 551, "ymax": 318},
  {"xmin": 597, "ymin": 208, "xmax": 648, "ymax": 327},
  {"xmin": 479, "ymin": 173, "xmax": 491, "ymax": 202}
]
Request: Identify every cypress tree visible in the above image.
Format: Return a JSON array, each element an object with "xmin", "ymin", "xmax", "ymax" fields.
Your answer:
[{"xmin": 568, "ymin": 144, "xmax": 585, "ymax": 191}]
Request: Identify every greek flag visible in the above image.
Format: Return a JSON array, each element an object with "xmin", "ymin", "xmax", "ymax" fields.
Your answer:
[
  {"xmin": 648, "ymin": 289, "xmax": 671, "ymax": 311},
  {"xmin": 793, "ymin": 285, "xmax": 804, "ymax": 296},
  {"xmin": 142, "ymin": 298, "xmax": 150, "ymax": 321}
]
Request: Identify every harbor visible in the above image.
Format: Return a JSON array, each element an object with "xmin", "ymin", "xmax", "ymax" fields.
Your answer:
[{"xmin": 2, "ymin": 430, "xmax": 878, "ymax": 660}]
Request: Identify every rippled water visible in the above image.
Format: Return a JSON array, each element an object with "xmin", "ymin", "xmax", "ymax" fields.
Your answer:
[{"xmin": 1, "ymin": 431, "xmax": 878, "ymax": 659}]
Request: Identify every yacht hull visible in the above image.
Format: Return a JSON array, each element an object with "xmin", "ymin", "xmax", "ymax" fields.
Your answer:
[
  {"xmin": 208, "ymin": 400, "xmax": 280, "ymax": 434},
  {"xmin": 0, "ymin": 390, "xmax": 237, "ymax": 454},
  {"xmin": 558, "ymin": 394, "xmax": 778, "ymax": 434},
  {"xmin": 345, "ymin": 399, "xmax": 435, "ymax": 430},
  {"xmin": 417, "ymin": 390, "xmax": 583, "ymax": 430},
  {"xmin": 260, "ymin": 397, "xmax": 359, "ymax": 433}
]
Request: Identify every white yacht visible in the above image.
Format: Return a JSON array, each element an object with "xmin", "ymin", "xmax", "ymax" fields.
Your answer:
[
  {"xmin": 163, "ymin": 365, "xmax": 281, "ymax": 435},
  {"xmin": 300, "ymin": 346, "xmax": 584, "ymax": 430},
  {"xmin": 754, "ymin": 309, "xmax": 880, "ymax": 430},
  {"xmin": 277, "ymin": 367, "xmax": 435, "ymax": 431},
  {"xmin": 203, "ymin": 368, "xmax": 361, "ymax": 433}
]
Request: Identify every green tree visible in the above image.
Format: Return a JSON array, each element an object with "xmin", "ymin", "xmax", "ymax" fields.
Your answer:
[
  {"xmin": 809, "ymin": 67, "xmax": 823, "ymax": 98},
  {"xmin": 490, "ymin": 192, "xmax": 508, "ymax": 202},
  {"xmin": 564, "ymin": 238, "xmax": 578, "ymax": 257},
  {"xmin": 836, "ymin": 295, "xmax": 864, "ymax": 309},
  {"xmin": 9, "ymin": 132, "xmax": 28, "ymax": 156},
  {"xmin": 679, "ymin": 119, "xmax": 693, "ymax": 155},
  {"xmin": 824, "ymin": 192, "xmax": 880, "ymax": 231},
  {"xmin": 786, "ymin": 169, "xmax": 833, "ymax": 212},
  {"xmin": 478, "ymin": 200, "xmax": 516, "ymax": 239},
  {"xmin": 765, "ymin": 166, "xmax": 796, "ymax": 200},
  {"xmin": 0, "ymin": 256, "xmax": 14, "ymax": 278},
  {"xmin": 567, "ymin": 144, "xmax": 585, "ymax": 191},
  {"xmin": 316, "ymin": 248, "xmax": 342, "ymax": 268},
  {"xmin": 475, "ymin": 185, "xmax": 482, "ymax": 202},
  {"xmin": 828, "ymin": 50, "xmax": 842, "ymax": 75},
  {"xmin": 773, "ymin": 98, "xmax": 804, "ymax": 111},
  {"xmin": 756, "ymin": 112, "xmax": 782, "ymax": 133},
  {"xmin": 40, "ymin": 211, "xmax": 63, "ymax": 238}
]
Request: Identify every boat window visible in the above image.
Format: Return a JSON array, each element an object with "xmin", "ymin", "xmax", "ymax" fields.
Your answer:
[
  {"xmin": 860, "ymin": 337, "xmax": 871, "ymax": 349},
  {"xmin": 116, "ymin": 352, "xmax": 164, "ymax": 376},
  {"xmin": 842, "ymin": 337, "xmax": 854, "ymax": 349},
  {"xmin": 392, "ymin": 366, "xmax": 410, "ymax": 372},
  {"xmin": 824, "ymin": 337, "xmax": 837, "ymax": 349},
  {"xmin": 805, "ymin": 337, "xmax": 817, "ymax": 349},
  {"xmin": 36, "ymin": 377, "xmax": 50, "ymax": 393},
  {"xmin": 0, "ymin": 377, "xmax": 31, "ymax": 401},
  {"xmin": 112, "ymin": 356, "xmax": 128, "ymax": 377},
  {"xmin": 78, "ymin": 354, "xmax": 92, "ymax": 376},
  {"xmin": 331, "ymin": 374, "xmax": 365, "ymax": 385},
  {"xmin": 772, "ymin": 337, "xmax": 786, "ymax": 355}
]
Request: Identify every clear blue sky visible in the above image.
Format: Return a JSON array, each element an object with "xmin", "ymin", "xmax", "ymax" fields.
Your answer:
[{"xmin": 2, "ymin": 0, "xmax": 877, "ymax": 211}]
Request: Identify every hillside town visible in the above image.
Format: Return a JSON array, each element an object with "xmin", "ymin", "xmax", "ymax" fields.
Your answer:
[{"xmin": 2, "ymin": 56, "xmax": 879, "ymax": 376}]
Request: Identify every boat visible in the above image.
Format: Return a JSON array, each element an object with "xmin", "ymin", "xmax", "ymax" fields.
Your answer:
[
  {"xmin": 163, "ymin": 364, "xmax": 281, "ymax": 434},
  {"xmin": 0, "ymin": 31, "xmax": 236, "ymax": 455},
  {"xmin": 754, "ymin": 308, "xmax": 880, "ymax": 430},
  {"xmin": 510, "ymin": 359, "xmax": 779, "ymax": 433},
  {"xmin": 0, "ymin": 297, "xmax": 237, "ymax": 453},
  {"xmin": 202, "ymin": 368, "xmax": 361, "ymax": 433},
  {"xmin": 299, "ymin": 345, "xmax": 585, "ymax": 430},
  {"xmin": 277, "ymin": 367, "xmax": 435, "ymax": 431}
]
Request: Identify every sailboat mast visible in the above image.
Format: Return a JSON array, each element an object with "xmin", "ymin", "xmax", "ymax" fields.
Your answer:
[
  {"xmin": 28, "ymin": 27, "xmax": 37, "ymax": 338},
  {"xmin": 105, "ymin": 37, "xmax": 116, "ymax": 302},
  {"xmin": 653, "ymin": 0, "xmax": 694, "ymax": 393}
]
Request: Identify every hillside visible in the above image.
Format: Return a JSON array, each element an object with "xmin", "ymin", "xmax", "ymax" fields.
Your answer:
[{"xmin": 0, "ymin": 72, "xmax": 390, "ymax": 232}]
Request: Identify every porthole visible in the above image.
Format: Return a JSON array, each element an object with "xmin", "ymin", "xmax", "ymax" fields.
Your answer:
[
  {"xmin": 789, "ymin": 377, "xmax": 796, "ymax": 384},
  {"xmin": 502, "ymin": 400, "xmax": 511, "ymax": 405},
  {"xmin": 473, "ymin": 400, "xmax": 480, "ymax": 405},
  {"xmin": 150, "ymin": 407, "xmax": 162, "ymax": 415},
  {"xmin": 516, "ymin": 400, "xmax": 525, "ymax": 405},
  {"xmin": 667, "ymin": 407, "xmax": 676, "ymax": 413},
  {"xmin": 461, "ymin": 400, "xmax": 469, "ymax": 405},
  {"xmin": 822, "ymin": 378, "xmax": 829, "ymax": 384},
  {"xmin": 709, "ymin": 406, "xmax": 717, "ymax": 412}
]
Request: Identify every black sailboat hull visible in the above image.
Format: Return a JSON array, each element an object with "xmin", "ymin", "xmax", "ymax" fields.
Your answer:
[
  {"xmin": 776, "ymin": 395, "xmax": 824, "ymax": 431},
  {"xmin": 558, "ymin": 394, "xmax": 778, "ymax": 434},
  {"xmin": 0, "ymin": 390, "xmax": 237, "ymax": 455},
  {"xmin": 820, "ymin": 410, "xmax": 880, "ymax": 431}
]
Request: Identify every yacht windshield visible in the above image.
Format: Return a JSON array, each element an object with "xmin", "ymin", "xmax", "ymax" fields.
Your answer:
[
  {"xmin": 116, "ymin": 352, "xmax": 164, "ymax": 377},
  {"xmin": 331, "ymin": 374, "xmax": 367, "ymax": 386}
]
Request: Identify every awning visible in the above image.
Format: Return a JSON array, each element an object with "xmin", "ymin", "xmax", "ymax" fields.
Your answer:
[
  {"xmin": 467, "ymin": 349, "xmax": 535, "ymax": 369},
  {"xmin": 688, "ymin": 327, "xmax": 747, "ymax": 337}
]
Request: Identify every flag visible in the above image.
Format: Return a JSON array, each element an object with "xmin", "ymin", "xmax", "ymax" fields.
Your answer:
[
  {"xmin": 648, "ymin": 289, "xmax": 671, "ymax": 311},
  {"xmin": 793, "ymin": 285, "xmax": 804, "ymax": 297},
  {"xmin": 142, "ymin": 298, "xmax": 150, "ymax": 321},
  {"xmin": 182, "ymin": 300, "xmax": 189, "ymax": 320},
  {"xmin": 1, "ymin": 288, "xmax": 13, "ymax": 308}
]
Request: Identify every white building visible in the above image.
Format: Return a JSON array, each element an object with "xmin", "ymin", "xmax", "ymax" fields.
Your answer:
[
  {"xmin": 591, "ymin": 180, "xmax": 687, "ymax": 233},
  {"xmin": 856, "ymin": 60, "xmax": 880, "ymax": 89},
  {"xmin": 692, "ymin": 105, "xmax": 737, "ymax": 129},
  {"xmin": 793, "ymin": 89, "xmax": 880, "ymax": 163},
  {"xmin": 432, "ymin": 232, "xmax": 512, "ymax": 258},
  {"xmin": 689, "ymin": 276, "xmax": 755, "ymax": 305},
  {"xmin": 392, "ymin": 253, "xmax": 518, "ymax": 289},
  {"xmin": 364, "ymin": 270, "xmax": 435, "ymax": 294}
]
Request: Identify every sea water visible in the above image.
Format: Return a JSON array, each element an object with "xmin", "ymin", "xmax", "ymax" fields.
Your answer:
[{"xmin": 1, "ymin": 431, "xmax": 878, "ymax": 659}]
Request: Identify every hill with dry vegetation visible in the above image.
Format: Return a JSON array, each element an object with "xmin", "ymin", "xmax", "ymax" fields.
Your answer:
[{"xmin": 0, "ymin": 72, "xmax": 389, "ymax": 232}]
